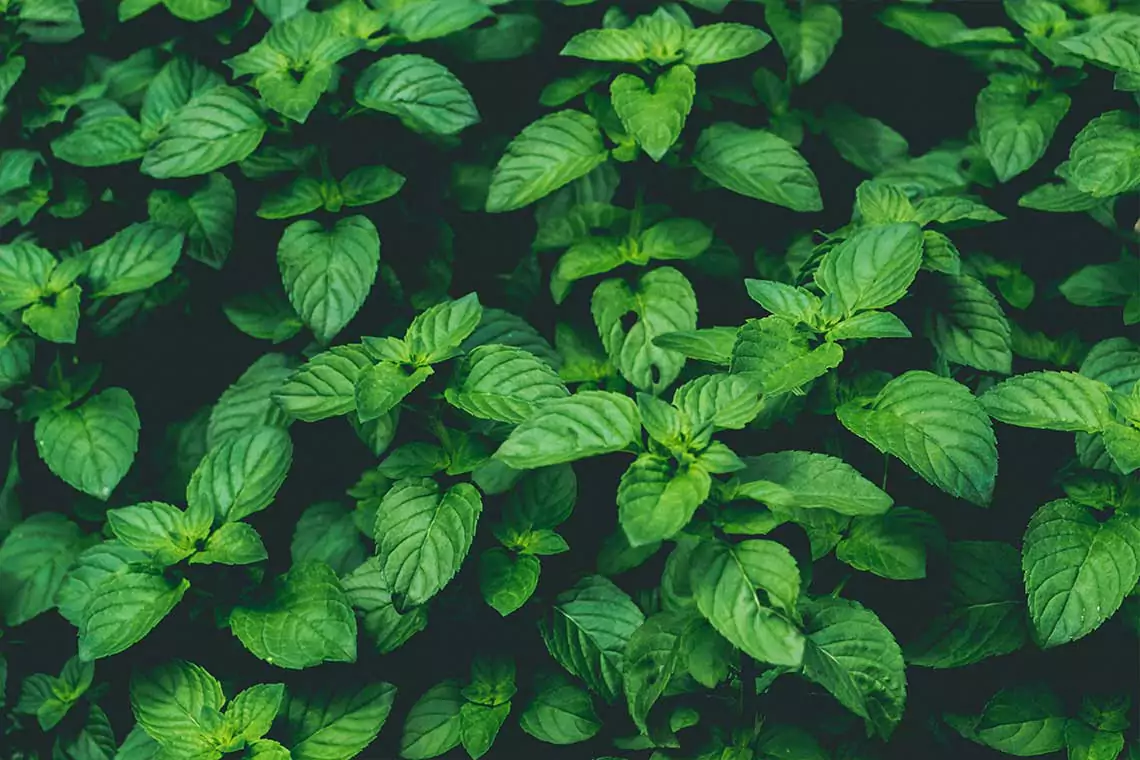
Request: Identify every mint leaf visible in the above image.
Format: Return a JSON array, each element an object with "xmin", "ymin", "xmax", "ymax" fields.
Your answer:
[
  {"xmin": 733, "ymin": 451, "xmax": 892, "ymax": 516},
  {"xmin": 142, "ymin": 87, "xmax": 266, "ymax": 179},
  {"xmin": 762, "ymin": 0, "xmax": 842, "ymax": 83},
  {"xmin": 446, "ymin": 344, "xmax": 569, "ymax": 423},
  {"xmin": 539, "ymin": 575, "xmax": 644, "ymax": 702},
  {"xmin": 399, "ymin": 681, "xmax": 463, "ymax": 760},
  {"xmin": 373, "ymin": 479, "xmax": 482, "ymax": 606},
  {"xmin": 494, "ymin": 391, "xmax": 640, "ymax": 469},
  {"xmin": 486, "ymin": 111, "xmax": 608, "ymax": 213},
  {"xmin": 275, "ymin": 345, "xmax": 373, "ymax": 422},
  {"xmin": 980, "ymin": 371, "xmax": 1113, "ymax": 432},
  {"xmin": 35, "ymin": 388, "xmax": 141, "ymax": 500},
  {"xmin": 230, "ymin": 561, "xmax": 358, "ymax": 669},
  {"xmin": 1022, "ymin": 500, "xmax": 1140, "ymax": 648},
  {"xmin": 277, "ymin": 216, "xmax": 380, "ymax": 344},
  {"xmin": 693, "ymin": 122, "xmax": 822, "ymax": 211},
  {"xmin": 518, "ymin": 675, "xmax": 600, "ymax": 745},
  {"xmin": 929, "ymin": 274, "xmax": 1013, "ymax": 374},
  {"xmin": 355, "ymin": 54, "xmax": 478, "ymax": 135},
  {"xmin": 610, "ymin": 65, "xmax": 695, "ymax": 162},
  {"xmin": 186, "ymin": 426, "xmax": 293, "ymax": 523},
  {"xmin": 977, "ymin": 75, "xmax": 1070, "ymax": 182},
  {"xmin": 342, "ymin": 557, "xmax": 429, "ymax": 654},
  {"xmin": 85, "ymin": 222, "xmax": 184, "ymax": 297},
  {"xmin": 618, "ymin": 455, "xmax": 710, "ymax": 546},
  {"xmin": 281, "ymin": 681, "xmax": 397, "ymax": 760},
  {"xmin": 814, "ymin": 223, "xmax": 924, "ymax": 316},
  {"xmin": 838, "ymin": 372, "xmax": 997, "ymax": 506},
  {"xmin": 0, "ymin": 514, "xmax": 83, "ymax": 625}
]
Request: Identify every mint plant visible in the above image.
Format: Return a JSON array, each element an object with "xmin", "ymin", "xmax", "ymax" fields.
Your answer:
[{"xmin": 0, "ymin": 1, "xmax": 1138, "ymax": 759}]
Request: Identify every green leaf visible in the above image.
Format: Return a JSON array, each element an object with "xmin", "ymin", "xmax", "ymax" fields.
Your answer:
[
  {"xmin": 355, "ymin": 363, "xmax": 432, "ymax": 422},
  {"xmin": 446, "ymin": 344, "xmax": 569, "ymax": 423},
  {"xmin": 459, "ymin": 702, "xmax": 508, "ymax": 759},
  {"xmin": 226, "ymin": 683, "xmax": 285, "ymax": 742},
  {"xmin": 1022, "ymin": 500, "xmax": 1140, "ymax": 648},
  {"xmin": 837, "ymin": 371, "xmax": 998, "ymax": 506},
  {"xmin": 814, "ymin": 223, "xmax": 924, "ymax": 316},
  {"xmin": 140, "ymin": 56, "xmax": 224, "ymax": 137},
  {"xmin": 732, "ymin": 319, "xmax": 844, "ymax": 394},
  {"xmin": 689, "ymin": 538, "xmax": 803, "ymax": 671},
  {"xmin": 0, "ymin": 240, "xmax": 54, "ymax": 311},
  {"xmin": 186, "ymin": 426, "xmax": 293, "ymax": 523},
  {"xmin": 929, "ymin": 275, "xmax": 1013, "ymax": 374},
  {"xmin": 980, "ymin": 371, "xmax": 1113, "ymax": 432},
  {"xmin": 249, "ymin": 739, "xmax": 291, "ymax": 760},
  {"xmin": 800, "ymin": 597, "xmax": 907, "ymax": 739},
  {"xmin": 342, "ymin": 557, "xmax": 429, "ymax": 654},
  {"xmin": 733, "ymin": 451, "xmax": 892, "ymax": 516},
  {"xmin": 230, "ymin": 561, "xmax": 357, "ymax": 669},
  {"xmin": 71, "ymin": 549, "xmax": 190, "ymax": 660},
  {"xmin": 967, "ymin": 685, "xmax": 1067, "ymax": 755},
  {"xmin": 147, "ymin": 173, "xmax": 236, "ymax": 270},
  {"xmin": 1018, "ymin": 182, "xmax": 1104, "ymax": 212},
  {"xmin": 0, "ymin": 513, "xmax": 83, "ymax": 626},
  {"xmin": 693, "ymin": 122, "xmax": 822, "ymax": 212},
  {"xmin": 1103, "ymin": 422, "xmax": 1140, "ymax": 474},
  {"xmin": 207, "ymin": 353, "xmax": 295, "ymax": 448},
  {"xmin": 1065, "ymin": 722, "xmax": 1126, "ymax": 760},
  {"xmin": 275, "ymin": 345, "xmax": 373, "ymax": 422},
  {"xmin": 355, "ymin": 54, "xmax": 479, "ymax": 135},
  {"xmin": 906, "ymin": 541, "xmax": 1029, "ymax": 668},
  {"xmin": 292, "ymin": 501, "xmax": 367, "ymax": 577},
  {"xmin": 278, "ymin": 216, "xmax": 380, "ymax": 345},
  {"xmin": 35, "ymin": 388, "xmax": 141, "ymax": 500},
  {"xmin": 826, "ymin": 310, "xmax": 911, "ymax": 341},
  {"xmin": 493, "ymin": 391, "xmax": 640, "ymax": 469},
  {"xmin": 389, "ymin": 0, "xmax": 491, "ymax": 42},
  {"xmin": 107, "ymin": 501, "xmax": 204, "ymax": 567},
  {"xmin": 86, "ymin": 222, "xmax": 184, "ymax": 297},
  {"xmin": 142, "ymin": 87, "xmax": 267, "ymax": 179},
  {"xmin": 623, "ymin": 611, "xmax": 684, "ymax": 732},
  {"xmin": 486, "ymin": 111, "xmax": 608, "ymax": 213},
  {"xmin": 399, "ymin": 681, "xmax": 463, "ymax": 760},
  {"xmin": 639, "ymin": 218, "xmax": 713, "ymax": 261},
  {"xmin": 653, "ymin": 327, "xmax": 736, "ymax": 366},
  {"xmin": 561, "ymin": 28, "xmax": 648, "ymax": 63},
  {"xmin": 1058, "ymin": 13, "xmax": 1140, "ymax": 73},
  {"xmin": 763, "ymin": 0, "xmax": 843, "ymax": 83},
  {"xmin": 518, "ymin": 675, "xmax": 600, "ymax": 745},
  {"xmin": 479, "ymin": 548, "xmax": 540, "ymax": 616},
  {"xmin": 610, "ymin": 65, "xmax": 695, "ymax": 162},
  {"xmin": 1059, "ymin": 259, "xmax": 1139, "ymax": 307},
  {"xmin": 836, "ymin": 507, "xmax": 943, "ymax": 581},
  {"xmin": 22, "ymin": 284, "xmax": 80, "ymax": 344},
  {"xmin": 340, "ymin": 165, "xmax": 405, "ymax": 208},
  {"xmin": 618, "ymin": 455, "xmax": 710, "ymax": 546},
  {"xmin": 1067, "ymin": 111, "xmax": 1140, "ymax": 198},
  {"xmin": 405, "ymin": 292, "xmax": 483, "ymax": 365},
  {"xmin": 51, "ymin": 116, "xmax": 148, "ymax": 167},
  {"xmin": 684, "ymin": 22, "xmax": 771, "ymax": 65},
  {"xmin": 592, "ymin": 267, "xmax": 698, "ymax": 392},
  {"xmin": 130, "ymin": 660, "xmax": 224, "ymax": 752},
  {"xmin": 280, "ymin": 681, "xmax": 397, "ymax": 760},
  {"xmin": 879, "ymin": 6, "xmax": 1016, "ymax": 48},
  {"xmin": 977, "ymin": 75, "xmax": 1070, "ymax": 182},
  {"xmin": 372, "ymin": 479, "xmax": 482, "ymax": 606},
  {"xmin": 672, "ymin": 373, "xmax": 763, "ymax": 432},
  {"xmin": 223, "ymin": 288, "xmax": 304, "ymax": 344},
  {"xmin": 745, "ymin": 279, "xmax": 821, "ymax": 325},
  {"xmin": 822, "ymin": 106, "xmax": 909, "ymax": 175},
  {"xmin": 189, "ymin": 522, "xmax": 268, "ymax": 566},
  {"xmin": 538, "ymin": 575, "xmax": 645, "ymax": 702}
]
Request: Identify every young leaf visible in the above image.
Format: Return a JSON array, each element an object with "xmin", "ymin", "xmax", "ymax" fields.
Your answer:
[
  {"xmin": 1022, "ymin": 500, "xmax": 1140, "ymax": 648},
  {"xmin": 107, "ymin": 501, "xmax": 203, "ymax": 567},
  {"xmin": 35, "ymin": 388, "xmax": 141, "ymax": 500},
  {"xmin": 837, "ymin": 371, "xmax": 998, "ymax": 506},
  {"xmin": 85, "ymin": 222, "xmax": 184, "ymax": 297},
  {"xmin": 683, "ymin": 22, "xmax": 771, "ymax": 65},
  {"xmin": 130, "ymin": 660, "xmax": 224, "ymax": 752},
  {"xmin": 355, "ymin": 55, "xmax": 479, "ymax": 135},
  {"xmin": 689, "ymin": 538, "xmax": 805, "ymax": 666},
  {"xmin": 0, "ymin": 513, "xmax": 83, "ymax": 626},
  {"xmin": 693, "ymin": 123, "xmax": 822, "ymax": 212},
  {"xmin": 980, "ymin": 371, "xmax": 1113, "ymax": 432},
  {"xmin": 733, "ymin": 451, "xmax": 892, "ymax": 516},
  {"xmin": 142, "ymin": 87, "xmax": 267, "ymax": 179},
  {"xmin": 480, "ymin": 548, "xmax": 540, "ymax": 617},
  {"xmin": 399, "ymin": 681, "xmax": 463, "ymax": 760},
  {"xmin": 618, "ymin": 455, "xmax": 710, "ymax": 546},
  {"xmin": 186, "ymin": 426, "xmax": 293, "ymax": 523},
  {"xmin": 446, "ymin": 344, "xmax": 569, "ymax": 423},
  {"xmin": 929, "ymin": 274, "xmax": 1013, "ymax": 374},
  {"xmin": 592, "ymin": 266, "xmax": 698, "ymax": 392},
  {"xmin": 275, "ymin": 345, "xmax": 373, "ymax": 422},
  {"xmin": 277, "ymin": 216, "xmax": 380, "ymax": 344},
  {"xmin": 538, "ymin": 575, "xmax": 645, "ymax": 702},
  {"xmin": 280, "ymin": 681, "xmax": 397, "ymax": 760},
  {"xmin": 609, "ymin": 65, "xmax": 695, "ymax": 162},
  {"xmin": 800, "ymin": 597, "xmax": 907, "ymax": 739},
  {"xmin": 373, "ymin": 479, "xmax": 483, "ymax": 606},
  {"xmin": 405, "ymin": 292, "xmax": 483, "ymax": 365},
  {"xmin": 459, "ymin": 702, "xmax": 509, "ymax": 759},
  {"xmin": 493, "ymin": 391, "xmax": 640, "ymax": 469},
  {"xmin": 813, "ymin": 223, "xmax": 924, "ymax": 316},
  {"xmin": 977, "ymin": 75, "xmax": 1070, "ymax": 182},
  {"xmin": 486, "ymin": 111, "xmax": 609, "ymax": 213},
  {"xmin": 230, "ymin": 561, "xmax": 358, "ymax": 669},
  {"xmin": 518, "ymin": 676, "xmax": 600, "ymax": 745},
  {"xmin": 1067, "ymin": 111, "xmax": 1140, "ymax": 198}
]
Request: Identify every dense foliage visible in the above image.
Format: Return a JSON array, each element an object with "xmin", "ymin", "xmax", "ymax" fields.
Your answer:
[{"xmin": 0, "ymin": 1, "xmax": 1139, "ymax": 759}]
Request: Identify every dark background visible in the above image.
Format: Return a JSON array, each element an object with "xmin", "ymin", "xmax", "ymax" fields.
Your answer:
[{"xmin": 2, "ymin": 0, "xmax": 1137, "ymax": 758}]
